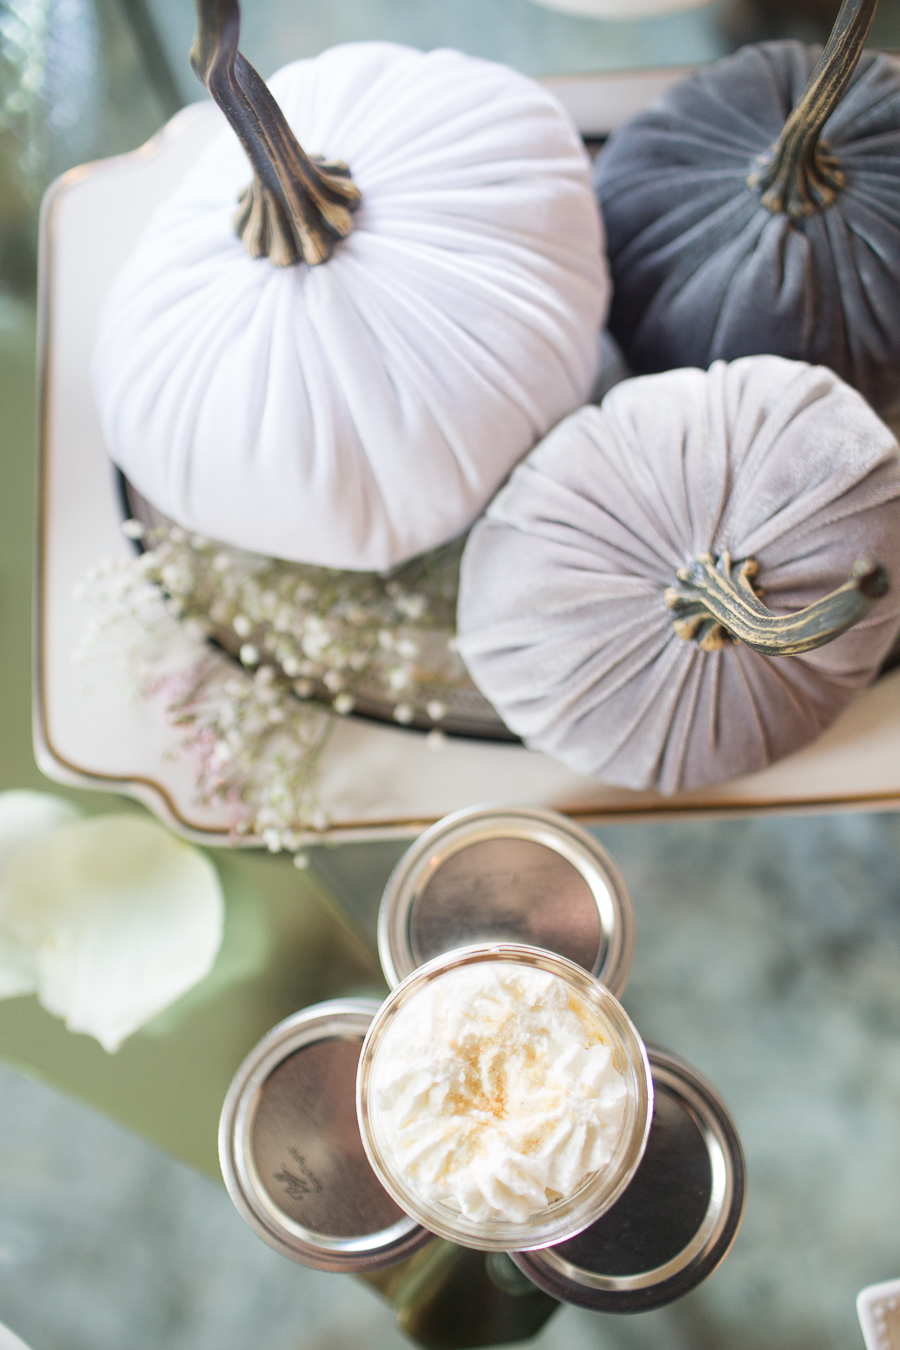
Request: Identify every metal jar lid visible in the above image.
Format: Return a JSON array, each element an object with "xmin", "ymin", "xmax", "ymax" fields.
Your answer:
[
  {"xmin": 511, "ymin": 1047, "xmax": 746, "ymax": 1313},
  {"xmin": 378, "ymin": 805, "xmax": 634, "ymax": 994},
  {"xmin": 219, "ymin": 999, "xmax": 432, "ymax": 1272}
]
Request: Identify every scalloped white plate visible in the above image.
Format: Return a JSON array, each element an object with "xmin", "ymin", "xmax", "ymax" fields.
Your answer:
[{"xmin": 34, "ymin": 73, "xmax": 900, "ymax": 846}]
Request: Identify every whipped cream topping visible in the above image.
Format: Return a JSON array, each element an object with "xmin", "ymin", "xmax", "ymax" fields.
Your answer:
[{"xmin": 370, "ymin": 961, "xmax": 628, "ymax": 1224}]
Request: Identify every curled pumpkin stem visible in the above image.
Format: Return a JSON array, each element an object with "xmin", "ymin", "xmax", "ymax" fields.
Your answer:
[
  {"xmin": 748, "ymin": 0, "xmax": 878, "ymax": 220},
  {"xmin": 190, "ymin": 0, "xmax": 360, "ymax": 266},
  {"xmin": 664, "ymin": 552, "xmax": 889, "ymax": 656}
]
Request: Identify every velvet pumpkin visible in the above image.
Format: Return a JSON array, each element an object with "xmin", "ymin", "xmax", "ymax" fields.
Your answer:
[
  {"xmin": 92, "ymin": 2, "xmax": 608, "ymax": 573},
  {"xmin": 594, "ymin": 0, "xmax": 900, "ymax": 410},
  {"xmin": 456, "ymin": 357, "xmax": 900, "ymax": 794}
]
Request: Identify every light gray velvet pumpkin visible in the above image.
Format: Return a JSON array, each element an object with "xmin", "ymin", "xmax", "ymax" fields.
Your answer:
[
  {"xmin": 594, "ymin": 0, "xmax": 900, "ymax": 410},
  {"xmin": 456, "ymin": 357, "xmax": 900, "ymax": 794}
]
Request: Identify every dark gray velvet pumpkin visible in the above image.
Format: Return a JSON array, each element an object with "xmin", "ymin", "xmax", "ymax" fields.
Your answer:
[{"xmin": 594, "ymin": 0, "xmax": 900, "ymax": 410}]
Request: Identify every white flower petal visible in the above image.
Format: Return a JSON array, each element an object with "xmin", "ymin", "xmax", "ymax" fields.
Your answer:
[
  {"xmin": 0, "ymin": 931, "xmax": 37, "ymax": 997},
  {"xmin": 0, "ymin": 790, "xmax": 82, "ymax": 876},
  {"xmin": 0, "ymin": 792, "xmax": 81, "ymax": 1001},
  {"xmin": 0, "ymin": 815, "xmax": 224, "ymax": 1052},
  {"xmin": 0, "ymin": 1319, "xmax": 36, "ymax": 1350}
]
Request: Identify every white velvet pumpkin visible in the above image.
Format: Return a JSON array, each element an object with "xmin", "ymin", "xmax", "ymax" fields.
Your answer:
[{"xmin": 92, "ymin": 42, "xmax": 609, "ymax": 571}]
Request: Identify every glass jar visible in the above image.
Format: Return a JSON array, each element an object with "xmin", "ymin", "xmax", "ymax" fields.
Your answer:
[{"xmin": 356, "ymin": 942, "xmax": 653, "ymax": 1252}]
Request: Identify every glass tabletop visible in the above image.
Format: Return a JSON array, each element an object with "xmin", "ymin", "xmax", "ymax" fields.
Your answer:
[{"xmin": 137, "ymin": 0, "xmax": 900, "ymax": 99}]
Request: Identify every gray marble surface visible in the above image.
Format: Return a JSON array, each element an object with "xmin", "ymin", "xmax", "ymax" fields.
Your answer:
[
  {"xmin": 596, "ymin": 812, "xmax": 900, "ymax": 1350},
  {"xmin": 2, "ymin": 811, "xmax": 898, "ymax": 1349}
]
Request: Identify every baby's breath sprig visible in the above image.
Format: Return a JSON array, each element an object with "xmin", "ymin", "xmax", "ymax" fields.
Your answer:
[
  {"xmin": 73, "ymin": 521, "xmax": 475, "ymax": 852},
  {"xmin": 128, "ymin": 521, "xmax": 470, "ymax": 730}
]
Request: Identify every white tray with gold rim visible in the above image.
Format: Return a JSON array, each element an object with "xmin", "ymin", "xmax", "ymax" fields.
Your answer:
[{"xmin": 34, "ymin": 68, "xmax": 900, "ymax": 846}]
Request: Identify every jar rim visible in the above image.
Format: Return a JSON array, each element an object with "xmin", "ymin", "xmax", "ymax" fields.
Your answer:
[
  {"xmin": 356, "ymin": 942, "xmax": 653, "ymax": 1252},
  {"xmin": 510, "ymin": 1045, "xmax": 746, "ymax": 1311},
  {"xmin": 376, "ymin": 806, "xmax": 634, "ymax": 994},
  {"xmin": 219, "ymin": 998, "xmax": 431, "ymax": 1271}
]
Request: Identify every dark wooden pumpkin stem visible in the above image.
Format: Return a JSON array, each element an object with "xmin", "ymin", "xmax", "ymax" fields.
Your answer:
[
  {"xmin": 664, "ymin": 552, "xmax": 888, "ymax": 655},
  {"xmin": 190, "ymin": 0, "xmax": 361, "ymax": 266},
  {"xmin": 748, "ymin": 0, "xmax": 879, "ymax": 220}
]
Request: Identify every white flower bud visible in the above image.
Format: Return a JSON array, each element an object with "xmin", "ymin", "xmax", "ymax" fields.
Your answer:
[
  {"xmin": 302, "ymin": 633, "xmax": 327, "ymax": 658},
  {"xmin": 398, "ymin": 594, "xmax": 426, "ymax": 620},
  {"xmin": 161, "ymin": 564, "xmax": 190, "ymax": 592}
]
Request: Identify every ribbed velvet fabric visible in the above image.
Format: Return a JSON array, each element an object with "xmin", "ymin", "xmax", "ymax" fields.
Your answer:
[
  {"xmin": 92, "ymin": 42, "xmax": 608, "ymax": 572},
  {"xmin": 457, "ymin": 358, "xmax": 900, "ymax": 794},
  {"xmin": 595, "ymin": 43, "xmax": 900, "ymax": 411}
]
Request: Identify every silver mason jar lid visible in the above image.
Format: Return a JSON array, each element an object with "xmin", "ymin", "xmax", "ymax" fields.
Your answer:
[
  {"xmin": 511, "ymin": 1047, "xmax": 746, "ymax": 1312},
  {"xmin": 377, "ymin": 805, "xmax": 634, "ymax": 993},
  {"xmin": 219, "ymin": 999, "xmax": 432, "ymax": 1272}
]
